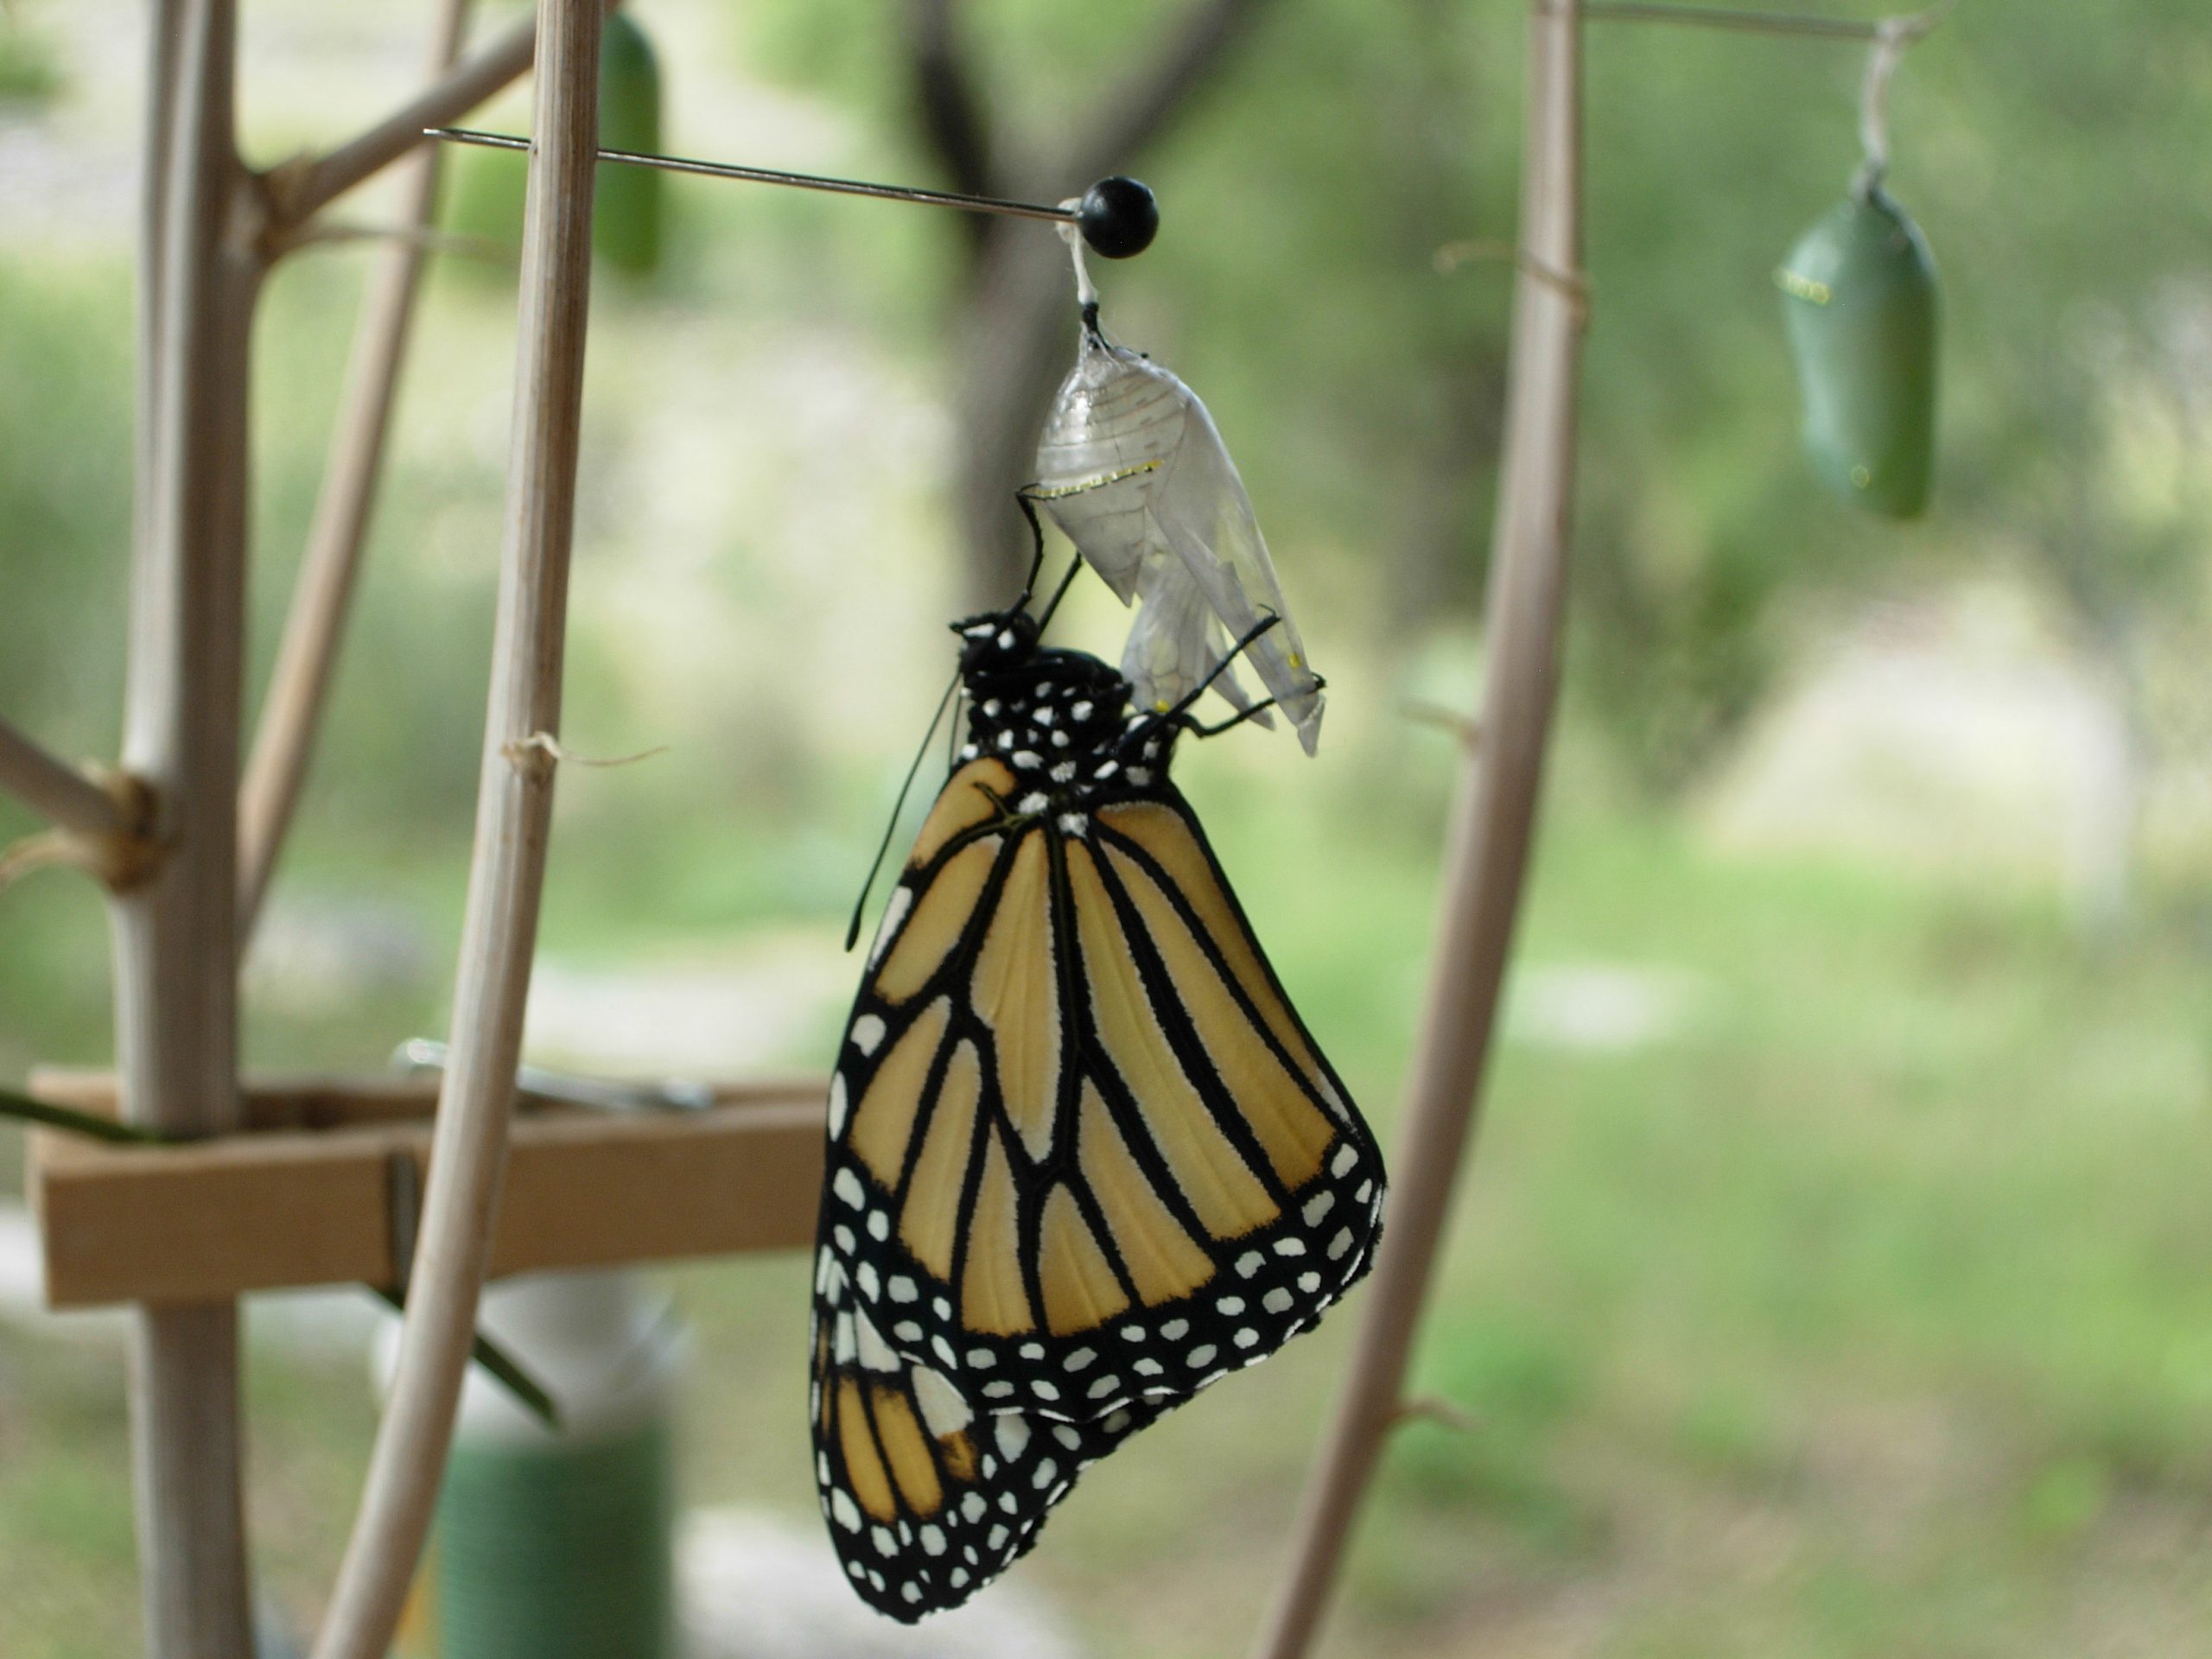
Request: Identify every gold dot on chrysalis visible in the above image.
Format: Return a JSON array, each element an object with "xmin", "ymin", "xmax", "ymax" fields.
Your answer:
[{"xmin": 1850, "ymin": 465, "xmax": 1872, "ymax": 489}]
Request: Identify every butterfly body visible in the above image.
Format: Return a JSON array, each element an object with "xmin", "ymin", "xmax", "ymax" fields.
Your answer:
[
  {"xmin": 811, "ymin": 599, "xmax": 1383, "ymax": 1620},
  {"xmin": 952, "ymin": 619, "xmax": 1159, "ymax": 811}
]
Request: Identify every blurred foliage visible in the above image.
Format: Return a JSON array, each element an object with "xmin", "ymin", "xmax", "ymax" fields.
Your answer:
[
  {"xmin": 0, "ymin": 20, "xmax": 64, "ymax": 102},
  {"xmin": 741, "ymin": 0, "xmax": 2212, "ymax": 790},
  {"xmin": 0, "ymin": 261, "xmax": 132, "ymax": 759},
  {"xmin": 16, "ymin": 785, "xmax": 2212, "ymax": 1656},
  {"xmin": 0, "ymin": 3, "xmax": 2202, "ymax": 905}
]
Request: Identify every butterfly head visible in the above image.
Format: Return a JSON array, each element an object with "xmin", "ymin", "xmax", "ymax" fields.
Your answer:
[{"xmin": 950, "ymin": 607, "xmax": 1042, "ymax": 680}]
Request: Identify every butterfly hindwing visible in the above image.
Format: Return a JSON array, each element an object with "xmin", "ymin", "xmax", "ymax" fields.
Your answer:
[{"xmin": 810, "ymin": 1249, "xmax": 1169, "ymax": 1620}]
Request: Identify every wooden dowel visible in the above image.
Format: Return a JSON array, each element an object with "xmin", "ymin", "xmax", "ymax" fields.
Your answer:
[
  {"xmin": 272, "ymin": 0, "xmax": 618, "ymax": 234},
  {"xmin": 309, "ymin": 0, "xmax": 604, "ymax": 1650},
  {"xmin": 114, "ymin": 0, "xmax": 259, "ymax": 1652},
  {"xmin": 237, "ymin": 0, "xmax": 475, "ymax": 940},
  {"xmin": 29, "ymin": 1084, "xmax": 824, "ymax": 1306},
  {"xmin": 1247, "ymin": 3, "xmax": 1589, "ymax": 1655},
  {"xmin": 0, "ymin": 715, "xmax": 127, "ymax": 839}
]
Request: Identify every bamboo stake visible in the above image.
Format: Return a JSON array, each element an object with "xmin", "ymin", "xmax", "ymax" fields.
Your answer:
[
  {"xmin": 0, "ymin": 716, "xmax": 128, "ymax": 839},
  {"xmin": 111, "ymin": 0, "xmax": 262, "ymax": 1650},
  {"xmin": 1247, "ymin": 3, "xmax": 1587, "ymax": 1655},
  {"xmin": 236, "ymin": 0, "xmax": 476, "ymax": 941},
  {"xmin": 308, "ymin": 0, "xmax": 603, "ymax": 1650}
]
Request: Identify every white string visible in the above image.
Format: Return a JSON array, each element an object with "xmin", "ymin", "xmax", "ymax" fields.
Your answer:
[
  {"xmin": 1853, "ymin": 17, "xmax": 1910, "ymax": 193},
  {"xmin": 1853, "ymin": 2, "xmax": 1957, "ymax": 197},
  {"xmin": 1058, "ymin": 199, "xmax": 1098, "ymax": 308}
]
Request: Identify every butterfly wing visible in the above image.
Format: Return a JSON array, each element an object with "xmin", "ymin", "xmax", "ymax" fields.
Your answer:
[
  {"xmin": 1041, "ymin": 791, "xmax": 1384, "ymax": 1388},
  {"xmin": 810, "ymin": 1267, "xmax": 1168, "ymax": 1620},
  {"xmin": 810, "ymin": 757, "xmax": 1384, "ymax": 1615}
]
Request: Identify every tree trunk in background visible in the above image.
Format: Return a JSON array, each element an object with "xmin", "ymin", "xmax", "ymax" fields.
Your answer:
[
  {"xmin": 951, "ymin": 223, "xmax": 1084, "ymax": 609},
  {"xmin": 898, "ymin": 0, "xmax": 1281, "ymax": 610}
]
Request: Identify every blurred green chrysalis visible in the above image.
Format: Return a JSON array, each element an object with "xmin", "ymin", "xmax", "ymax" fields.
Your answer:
[
  {"xmin": 591, "ymin": 12, "xmax": 663, "ymax": 275},
  {"xmin": 441, "ymin": 11, "xmax": 663, "ymax": 276},
  {"xmin": 1776, "ymin": 183, "xmax": 1938, "ymax": 518}
]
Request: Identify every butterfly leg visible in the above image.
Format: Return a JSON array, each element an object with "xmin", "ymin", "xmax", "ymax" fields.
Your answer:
[
  {"xmin": 1139, "ymin": 612, "xmax": 1286, "ymax": 737},
  {"xmin": 1187, "ymin": 697, "xmax": 1281, "ymax": 740}
]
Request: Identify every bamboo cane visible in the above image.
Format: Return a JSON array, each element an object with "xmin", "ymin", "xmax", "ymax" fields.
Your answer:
[
  {"xmin": 135, "ymin": 6, "xmax": 180, "ymax": 588},
  {"xmin": 308, "ymin": 0, "xmax": 604, "ymax": 1651},
  {"xmin": 236, "ymin": 0, "xmax": 476, "ymax": 940},
  {"xmin": 1247, "ymin": 3, "xmax": 1588, "ymax": 1655},
  {"xmin": 0, "ymin": 715, "xmax": 154, "ymax": 891},
  {"xmin": 275, "ymin": 10, "xmax": 539, "ymax": 231},
  {"xmin": 112, "ymin": 0, "xmax": 262, "ymax": 1651},
  {"xmin": 0, "ymin": 717, "xmax": 128, "ymax": 840}
]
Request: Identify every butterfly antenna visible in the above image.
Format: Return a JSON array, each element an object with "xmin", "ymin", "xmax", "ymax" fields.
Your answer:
[
  {"xmin": 844, "ymin": 666, "xmax": 963, "ymax": 952},
  {"xmin": 1012, "ymin": 491, "xmax": 1050, "ymax": 612},
  {"xmin": 1015, "ymin": 487, "xmax": 1084, "ymax": 636},
  {"xmin": 1034, "ymin": 554, "xmax": 1084, "ymax": 634}
]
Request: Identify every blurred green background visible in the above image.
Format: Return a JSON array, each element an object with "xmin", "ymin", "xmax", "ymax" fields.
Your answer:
[{"xmin": 3, "ymin": 0, "xmax": 2210, "ymax": 1655}]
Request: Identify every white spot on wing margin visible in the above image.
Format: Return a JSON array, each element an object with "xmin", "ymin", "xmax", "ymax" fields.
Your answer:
[{"xmin": 868, "ymin": 886, "xmax": 914, "ymax": 969}]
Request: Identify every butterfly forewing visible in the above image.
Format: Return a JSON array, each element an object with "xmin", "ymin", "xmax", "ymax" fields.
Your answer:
[{"xmin": 822, "ymin": 791, "xmax": 1377, "ymax": 1385}]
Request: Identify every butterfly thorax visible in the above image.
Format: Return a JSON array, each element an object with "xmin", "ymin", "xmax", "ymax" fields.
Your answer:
[{"xmin": 950, "ymin": 615, "xmax": 1179, "ymax": 815}]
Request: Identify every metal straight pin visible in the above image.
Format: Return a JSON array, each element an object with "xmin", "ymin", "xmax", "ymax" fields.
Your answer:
[
  {"xmin": 1574, "ymin": 1, "xmax": 1955, "ymax": 42},
  {"xmin": 423, "ymin": 126, "xmax": 1160, "ymax": 257},
  {"xmin": 391, "ymin": 1037, "xmax": 716, "ymax": 1115}
]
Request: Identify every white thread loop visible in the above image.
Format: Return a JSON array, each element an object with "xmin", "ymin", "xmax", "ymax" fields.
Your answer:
[
  {"xmin": 1854, "ymin": 3, "xmax": 1956, "ymax": 195},
  {"xmin": 499, "ymin": 731, "xmax": 670, "ymax": 776},
  {"xmin": 1058, "ymin": 201, "xmax": 1098, "ymax": 308}
]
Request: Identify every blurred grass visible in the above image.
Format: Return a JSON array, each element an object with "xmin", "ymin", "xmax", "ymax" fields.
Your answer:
[{"xmin": 10, "ymin": 773, "xmax": 2212, "ymax": 1656}]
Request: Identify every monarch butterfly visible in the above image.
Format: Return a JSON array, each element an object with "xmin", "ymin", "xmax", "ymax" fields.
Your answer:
[{"xmin": 810, "ymin": 524, "xmax": 1384, "ymax": 1620}]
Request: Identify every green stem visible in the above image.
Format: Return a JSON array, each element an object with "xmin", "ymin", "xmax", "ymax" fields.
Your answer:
[
  {"xmin": 0, "ymin": 1086, "xmax": 179, "ymax": 1144},
  {"xmin": 369, "ymin": 1287, "xmax": 561, "ymax": 1430}
]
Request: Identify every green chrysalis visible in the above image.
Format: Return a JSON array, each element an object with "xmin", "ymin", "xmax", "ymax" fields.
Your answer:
[
  {"xmin": 591, "ymin": 12, "xmax": 663, "ymax": 275},
  {"xmin": 1777, "ymin": 183, "xmax": 1939, "ymax": 518},
  {"xmin": 440, "ymin": 11, "xmax": 664, "ymax": 276}
]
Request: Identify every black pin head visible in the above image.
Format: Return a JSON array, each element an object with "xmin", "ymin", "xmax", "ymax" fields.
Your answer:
[{"xmin": 1076, "ymin": 176, "xmax": 1159, "ymax": 259}]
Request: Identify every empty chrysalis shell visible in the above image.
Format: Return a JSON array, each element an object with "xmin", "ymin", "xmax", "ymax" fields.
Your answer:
[
  {"xmin": 1777, "ymin": 183, "xmax": 1939, "ymax": 518},
  {"xmin": 1034, "ymin": 325, "xmax": 1327, "ymax": 753}
]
